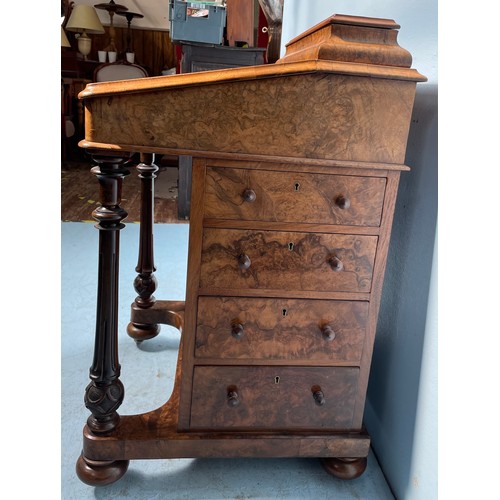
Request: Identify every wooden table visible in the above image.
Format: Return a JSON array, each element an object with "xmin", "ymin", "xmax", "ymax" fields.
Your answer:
[{"xmin": 74, "ymin": 14, "xmax": 426, "ymax": 487}]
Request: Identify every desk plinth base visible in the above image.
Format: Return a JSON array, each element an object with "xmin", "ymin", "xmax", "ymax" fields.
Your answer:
[{"xmin": 78, "ymin": 404, "xmax": 370, "ymax": 485}]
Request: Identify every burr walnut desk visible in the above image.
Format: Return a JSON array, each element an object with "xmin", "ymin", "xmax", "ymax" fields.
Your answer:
[{"xmin": 75, "ymin": 14, "xmax": 426, "ymax": 486}]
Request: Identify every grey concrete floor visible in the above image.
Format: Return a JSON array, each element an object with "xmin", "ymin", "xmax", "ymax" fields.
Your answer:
[{"xmin": 61, "ymin": 221, "xmax": 394, "ymax": 499}]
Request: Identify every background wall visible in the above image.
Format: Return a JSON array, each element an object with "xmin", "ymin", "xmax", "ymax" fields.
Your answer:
[
  {"xmin": 281, "ymin": 2, "xmax": 438, "ymax": 499},
  {"xmin": 280, "ymin": 0, "xmax": 437, "ymax": 84},
  {"xmin": 62, "ymin": 0, "xmax": 175, "ymax": 75},
  {"xmin": 72, "ymin": 0, "xmax": 171, "ymax": 30}
]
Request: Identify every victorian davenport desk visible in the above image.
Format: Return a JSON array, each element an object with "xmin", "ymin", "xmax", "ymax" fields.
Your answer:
[{"xmin": 75, "ymin": 14, "xmax": 426, "ymax": 486}]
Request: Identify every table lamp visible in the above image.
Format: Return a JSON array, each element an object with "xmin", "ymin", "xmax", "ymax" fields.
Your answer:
[
  {"xmin": 66, "ymin": 4, "xmax": 105, "ymax": 60},
  {"xmin": 61, "ymin": 27, "xmax": 71, "ymax": 48}
]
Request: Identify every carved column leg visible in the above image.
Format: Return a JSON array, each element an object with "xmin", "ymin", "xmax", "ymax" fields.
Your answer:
[
  {"xmin": 127, "ymin": 153, "xmax": 161, "ymax": 344},
  {"xmin": 76, "ymin": 153, "xmax": 130, "ymax": 486}
]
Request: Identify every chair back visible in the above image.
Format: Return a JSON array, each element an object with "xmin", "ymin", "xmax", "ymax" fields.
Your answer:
[{"xmin": 94, "ymin": 62, "xmax": 148, "ymax": 82}]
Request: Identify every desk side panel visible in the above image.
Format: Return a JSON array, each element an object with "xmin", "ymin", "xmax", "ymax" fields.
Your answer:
[{"xmin": 83, "ymin": 73, "xmax": 416, "ymax": 164}]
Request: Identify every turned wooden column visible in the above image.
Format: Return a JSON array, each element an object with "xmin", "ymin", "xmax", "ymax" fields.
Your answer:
[
  {"xmin": 84, "ymin": 153, "xmax": 130, "ymax": 434},
  {"xmin": 127, "ymin": 153, "xmax": 161, "ymax": 343},
  {"xmin": 77, "ymin": 152, "xmax": 131, "ymax": 486}
]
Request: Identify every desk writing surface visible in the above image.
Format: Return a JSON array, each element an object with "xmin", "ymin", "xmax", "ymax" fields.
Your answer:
[{"xmin": 79, "ymin": 59, "xmax": 424, "ymax": 165}]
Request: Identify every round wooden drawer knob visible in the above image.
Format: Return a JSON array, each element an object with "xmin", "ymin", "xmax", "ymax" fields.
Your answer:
[
  {"xmin": 312, "ymin": 388, "xmax": 326, "ymax": 406},
  {"xmin": 242, "ymin": 189, "xmax": 256, "ymax": 203},
  {"xmin": 231, "ymin": 321, "xmax": 244, "ymax": 339},
  {"xmin": 321, "ymin": 324, "xmax": 336, "ymax": 341},
  {"xmin": 238, "ymin": 253, "xmax": 251, "ymax": 270},
  {"xmin": 335, "ymin": 195, "xmax": 351, "ymax": 209},
  {"xmin": 327, "ymin": 255, "xmax": 344, "ymax": 272},
  {"xmin": 227, "ymin": 387, "xmax": 240, "ymax": 407}
]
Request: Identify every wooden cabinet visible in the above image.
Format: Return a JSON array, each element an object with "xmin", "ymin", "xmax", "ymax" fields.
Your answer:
[
  {"xmin": 75, "ymin": 14, "xmax": 426, "ymax": 487},
  {"xmin": 179, "ymin": 157, "xmax": 382, "ymax": 437},
  {"xmin": 181, "ymin": 43, "xmax": 265, "ymax": 73},
  {"xmin": 177, "ymin": 156, "xmax": 395, "ymax": 442}
]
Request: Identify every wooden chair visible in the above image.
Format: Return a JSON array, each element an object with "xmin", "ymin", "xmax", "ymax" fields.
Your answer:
[{"xmin": 93, "ymin": 61, "xmax": 148, "ymax": 82}]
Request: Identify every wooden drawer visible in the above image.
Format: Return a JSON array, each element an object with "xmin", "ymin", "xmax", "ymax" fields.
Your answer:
[
  {"xmin": 190, "ymin": 366, "xmax": 359, "ymax": 430},
  {"xmin": 200, "ymin": 228, "xmax": 377, "ymax": 293},
  {"xmin": 204, "ymin": 167, "xmax": 386, "ymax": 227},
  {"xmin": 195, "ymin": 297, "xmax": 368, "ymax": 362}
]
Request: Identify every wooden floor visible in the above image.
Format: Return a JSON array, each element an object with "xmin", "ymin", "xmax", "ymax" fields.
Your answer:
[{"xmin": 61, "ymin": 160, "xmax": 184, "ymax": 224}]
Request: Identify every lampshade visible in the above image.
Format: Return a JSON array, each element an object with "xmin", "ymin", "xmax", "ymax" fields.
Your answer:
[
  {"xmin": 66, "ymin": 5, "xmax": 105, "ymax": 34},
  {"xmin": 61, "ymin": 27, "xmax": 71, "ymax": 47}
]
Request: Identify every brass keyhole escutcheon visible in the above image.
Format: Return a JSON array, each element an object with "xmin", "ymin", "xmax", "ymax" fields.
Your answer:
[
  {"xmin": 294, "ymin": 182, "xmax": 300, "ymax": 192},
  {"xmin": 275, "ymin": 376, "xmax": 280, "ymax": 384},
  {"xmin": 288, "ymin": 242, "xmax": 294, "ymax": 251},
  {"xmin": 282, "ymin": 308, "xmax": 288, "ymax": 317}
]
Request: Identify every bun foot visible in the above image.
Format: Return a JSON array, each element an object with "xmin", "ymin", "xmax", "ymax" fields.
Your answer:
[
  {"xmin": 127, "ymin": 321, "xmax": 160, "ymax": 343},
  {"xmin": 320, "ymin": 456, "xmax": 367, "ymax": 480},
  {"xmin": 76, "ymin": 453, "xmax": 129, "ymax": 486}
]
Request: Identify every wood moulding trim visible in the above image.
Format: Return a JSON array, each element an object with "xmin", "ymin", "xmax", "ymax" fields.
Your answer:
[
  {"xmin": 197, "ymin": 288, "xmax": 371, "ymax": 302},
  {"xmin": 202, "ymin": 219, "xmax": 382, "ymax": 236},
  {"xmin": 78, "ymin": 142, "xmax": 411, "ymax": 172},
  {"xmin": 205, "ymin": 159, "xmax": 392, "ymax": 178},
  {"xmin": 190, "ymin": 358, "xmax": 360, "ymax": 368},
  {"xmin": 78, "ymin": 59, "xmax": 426, "ymax": 100}
]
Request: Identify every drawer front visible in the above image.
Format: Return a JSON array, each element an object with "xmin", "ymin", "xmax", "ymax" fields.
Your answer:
[
  {"xmin": 204, "ymin": 167, "xmax": 386, "ymax": 227},
  {"xmin": 195, "ymin": 297, "xmax": 368, "ymax": 362},
  {"xmin": 200, "ymin": 229, "xmax": 377, "ymax": 293},
  {"xmin": 190, "ymin": 366, "xmax": 359, "ymax": 430}
]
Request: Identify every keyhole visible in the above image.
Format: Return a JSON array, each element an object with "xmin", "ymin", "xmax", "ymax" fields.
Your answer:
[
  {"xmin": 282, "ymin": 308, "xmax": 288, "ymax": 317},
  {"xmin": 275, "ymin": 376, "xmax": 280, "ymax": 384},
  {"xmin": 294, "ymin": 182, "xmax": 300, "ymax": 192},
  {"xmin": 288, "ymin": 242, "xmax": 294, "ymax": 251}
]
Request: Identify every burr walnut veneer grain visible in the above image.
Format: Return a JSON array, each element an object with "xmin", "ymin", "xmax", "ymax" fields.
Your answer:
[
  {"xmin": 75, "ymin": 14, "xmax": 426, "ymax": 487},
  {"xmin": 195, "ymin": 296, "xmax": 368, "ymax": 362}
]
